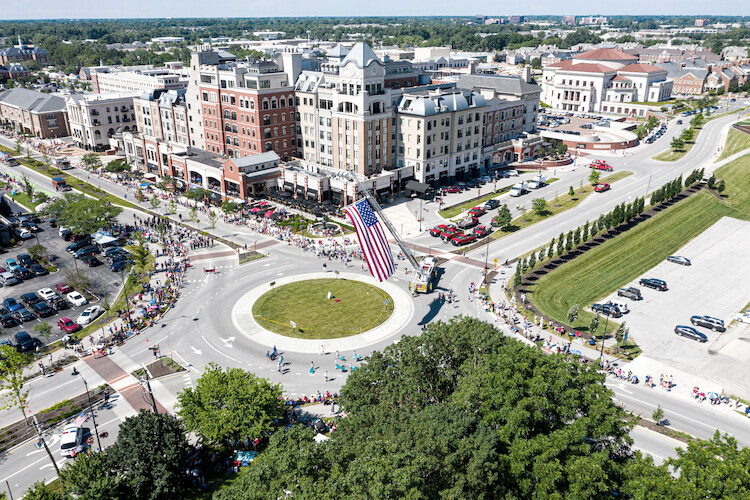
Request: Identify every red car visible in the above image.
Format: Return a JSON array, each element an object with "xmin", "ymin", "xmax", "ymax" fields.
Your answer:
[
  {"xmin": 451, "ymin": 233, "xmax": 477, "ymax": 246},
  {"xmin": 430, "ymin": 224, "xmax": 454, "ymax": 237},
  {"xmin": 443, "ymin": 186, "xmax": 461, "ymax": 194},
  {"xmin": 467, "ymin": 206, "xmax": 486, "ymax": 217},
  {"xmin": 56, "ymin": 283, "xmax": 73, "ymax": 294},
  {"xmin": 590, "ymin": 160, "xmax": 613, "ymax": 171},
  {"xmin": 594, "ymin": 183, "xmax": 611, "ymax": 192},
  {"xmin": 473, "ymin": 225, "xmax": 490, "ymax": 238},
  {"xmin": 57, "ymin": 317, "xmax": 80, "ymax": 333},
  {"xmin": 441, "ymin": 228, "xmax": 462, "ymax": 241}
]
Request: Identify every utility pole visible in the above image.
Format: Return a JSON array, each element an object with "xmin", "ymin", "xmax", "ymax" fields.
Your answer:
[
  {"xmin": 30, "ymin": 411, "xmax": 59, "ymax": 477},
  {"xmin": 79, "ymin": 376, "xmax": 102, "ymax": 452},
  {"xmin": 599, "ymin": 314, "xmax": 610, "ymax": 358},
  {"xmin": 140, "ymin": 364, "xmax": 158, "ymax": 413}
]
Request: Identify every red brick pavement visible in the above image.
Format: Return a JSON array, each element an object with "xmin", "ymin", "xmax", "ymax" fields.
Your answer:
[
  {"xmin": 189, "ymin": 250, "xmax": 237, "ymax": 262},
  {"xmin": 83, "ymin": 354, "xmax": 168, "ymax": 414}
]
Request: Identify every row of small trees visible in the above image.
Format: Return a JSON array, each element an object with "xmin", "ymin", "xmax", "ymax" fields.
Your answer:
[{"xmin": 514, "ymin": 194, "xmax": 648, "ymax": 287}]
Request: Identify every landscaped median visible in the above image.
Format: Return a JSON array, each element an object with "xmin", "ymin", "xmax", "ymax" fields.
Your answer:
[
  {"xmin": 490, "ymin": 171, "xmax": 632, "ymax": 240},
  {"xmin": 518, "ymin": 152, "xmax": 750, "ymax": 357}
]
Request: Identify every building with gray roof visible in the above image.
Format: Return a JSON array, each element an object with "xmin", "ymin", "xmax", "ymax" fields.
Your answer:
[{"xmin": 0, "ymin": 87, "xmax": 69, "ymax": 138}]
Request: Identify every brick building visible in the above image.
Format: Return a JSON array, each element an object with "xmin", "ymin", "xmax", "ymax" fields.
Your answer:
[{"xmin": 0, "ymin": 87, "xmax": 69, "ymax": 138}]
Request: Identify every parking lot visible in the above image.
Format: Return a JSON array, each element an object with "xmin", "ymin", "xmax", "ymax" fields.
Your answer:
[
  {"xmin": 601, "ymin": 217, "xmax": 750, "ymax": 368},
  {"xmin": 0, "ymin": 196, "xmax": 125, "ymax": 348}
]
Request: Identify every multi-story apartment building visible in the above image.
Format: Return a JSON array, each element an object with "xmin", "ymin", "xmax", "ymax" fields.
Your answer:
[
  {"xmin": 185, "ymin": 50, "xmax": 300, "ymax": 161},
  {"xmin": 120, "ymin": 88, "xmax": 190, "ymax": 175},
  {"xmin": 395, "ymin": 88, "xmax": 487, "ymax": 184},
  {"xmin": 0, "ymin": 37, "xmax": 48, "ymax": 65},
  {"xmin": 0, "ymin": 88, "xmax": 69, "ymax": 138},
  {"xmin": 66, "ymin": 93, "xmax": 138, "ymax": 151},
  {"xmin": 91, "ymin": 66, "xmax": 187, "ymax": 94},
  {"xmin": 294, "ymin": 43, "xmax": 394, "ymax": 177}
]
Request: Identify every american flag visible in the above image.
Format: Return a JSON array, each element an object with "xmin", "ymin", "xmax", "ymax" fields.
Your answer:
[
  {"xmin": 345, "ymin": 199, "xmax": 395, "ymax": 282},
  {"xmin": 73, "ymin": 411, "xmax": 88, "ymax": 427}
]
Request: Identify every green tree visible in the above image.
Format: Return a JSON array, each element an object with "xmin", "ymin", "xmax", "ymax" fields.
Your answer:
[
  {"xmin": 528, "ymin": 251, "xmax": 536, "ymax": 269},
  {"xmin": 0, "ymin": 345, "xmax": 30, "ymax": 424},
  {"xmin": 222, "ymin": 199, "xmax": 239, "ymax": 216},
  {"xmin": 531, "ymin": 198, "xmax": 548, "ymax": 215},
  {"xmin": 149, "ymin": 195, "xmax": 161, "ymax": 212},
  {"xmin": 589, "ymin": 312, "xmax": 600, "ymax": 335},
  {"xmin": 44, "ymin": 193, "xmax": 122, "ymax": 235},
  {"xmin": 167, "ymin": 199, "xmax": 176, "ymax": 215},
  {"xmin": 582, "ymin": 220, "xmax": 590, "ymax": 241},
  {"xmin": 177, "ymin": 363, "xmax": 284, "ymax": 444},
  {"xmin": 34, "ymin": 321, "xmax": 52, "ymax": 343},
  {"xmin": 681, "ymin": 127, "xmax": 695, "ymax": 142},
  {"xmin": 27, "ymin": 244, "xmax": 49, "ymax": 263},
  {"xmin": 671, "ymin": 137, "xmax": 685, "ymax": 151},
  {"xmin": 567, "ymin": 304, "xmax": 579, "ymax": 324},
  {"xmin": 615, "ymin": 321, "xmax": 627, "ymax": 343},
  {"xmin": 21, "ymin": 482, "xmax": 61, "ymax": 500},
  {"xmin": 547, "ymin": 238, "xmax": 555, "ymax": 259},
  {"xmin": 189, "ymin": 206, "xmax": 198, "ymax": 225},
  {"xmin": 493, "ymin": 204, "xmax": 512, "ymax": 229},
  {"xmin": 588, "ymin": 169, "xmax": 600, "ymax": 185},
  {"xmin": 573, "ymin": 227, "xmax": 581, "ymax": 245},
  {"xmin": 80, "ymin": 152, "xmax": 102, "ymax": 171},
  {"xmin": 0, "ymin": 196, "xmax": 12, "ymax": 217},
  {"xmin": 64, "ymin": 269, "xmax": 91, "ymax": 294},
  {"xmin": 208, "ymin": 211, "xmax": 218, "ymax": 230},
  {"xmin": 21, "ymin": 173, "xmax": 34, "ymax": 199},
  {"xmin": 652, "ymin": 404, "xmax": 664, "ymax": 425},
  {"xmin": 156, "ymin": 175, "xmax": 173, "ymax": 191},
  {"xmin": 14, "ymin": 138, "xmax": 22, "ymax": 155},
  {"xmin": 568, "ymin": 185, "xmax": 575, "ymax": 196},
  {"xmin": 127, "ymin": 240, "xmax": 151, "ymax": 276},
  {"xmin": 717, "ymin": 179, "xmax": 726, "ymax": 193},
  {"xmin": 106, "ymin": 410, "xmax": 189, "ymax": 500},
  {"xmin": 59, "ymin": 451, "xmax": 126, "ymax": 500},
  {"xmin": 537, "ymin": 245, "xmax": 545, "ymax": 262}
]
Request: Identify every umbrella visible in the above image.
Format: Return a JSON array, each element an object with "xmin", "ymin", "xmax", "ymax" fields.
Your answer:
[
  {"xmin": 570, "ymin": 349, "xmax": 582, "ymax": 356},
  {"xmin": 250, "ymin": 207, "xmax": 262, "ymax": 213},
  {"xmin": 706, "ymin": 391, "xmax": 719, "ymax": 399},
  {"xmin": 258, "ymin": 201, "xmax": 268, "ymax": 206},
  {"xmin": 139, "ymin": 182, "xmax": 151, "ymax": 187},
  {"xmin": 264, "ymin": 210, "xmax": 275, "ymax": 217}
]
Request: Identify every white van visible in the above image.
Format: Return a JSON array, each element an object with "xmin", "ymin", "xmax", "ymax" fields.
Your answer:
[
  {"xmin": 0, "ymin": 272, "xmax": 19, "ymax": 286},
  {"xmin": 608, "ymin": 299, "xmax": 630, "ymax": 314}
]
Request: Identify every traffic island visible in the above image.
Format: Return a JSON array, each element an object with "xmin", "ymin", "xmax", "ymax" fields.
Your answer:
[
  {"xmin": 252, "ymin": 278, "xmax": 394, "ymax": 339},
  {"xmin": 232, "ymin": 272, "xmax": 414, "ymax": 353}
]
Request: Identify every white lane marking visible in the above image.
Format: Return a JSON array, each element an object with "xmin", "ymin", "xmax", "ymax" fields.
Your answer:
[{"xmin": 201, "ymin": 335, "xmax": 239, "ymax": 362}]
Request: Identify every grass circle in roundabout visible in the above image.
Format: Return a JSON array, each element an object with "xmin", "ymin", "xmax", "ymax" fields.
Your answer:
[{"xmin": 251, "ymin": 278, "xmax": 394, "ymax": 339}]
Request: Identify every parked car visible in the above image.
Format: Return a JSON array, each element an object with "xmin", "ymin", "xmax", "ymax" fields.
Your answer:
[
  {"xmin": 14, "ymin": 331, "xmax": 36, "ymax": 352},
  {"xmin": 483, "ymin": 199, "xmax": 501, "ymax": 210},
  {"xmin": 0, "ymin": 272, "xmax": 19, "ymax": 286},
  {"xmin": 617, "ymin": 287, "xmax": 642, "ymax": 301},
  {"xmin": 594, "ymin": 183, "xmax": 611, "ymax": 192},
  {"xmin": 59, "ymin": 424, "xmax": 86, "ymax": 458},
  {"xmin": 666, "ymin": 255, "xmax": 691, "ymax": 266},
  {"xmin": 77, "ymin": 306, "xmax": 103, "ymax": 325},
  {"xmin": 440, "ymin": 228, "xmax": 462, "ymax": 241},
  {"xmin": 74, "ymin": 245, "xmax": 99, "ymax": 259},
  {"xmin": 56, "ymin": 283, "xmax": 73, "ymax": 294},
  {"xmin": 57, "ymin": 317, "xmax": 81, "ymax": 334},
  {"xmin": 30, "ymin": 264, "xmax": 49, "ymax": 276},
  {"xmin": 3, "ymin": 298, "xmax": 22, "ymax": 313},
  {"xmin": 473, "ymin": 225, "xmax": 490, "ymax": 238},
  {"xmin": 13, "ymin": 307, "xmax": 34, "ymax": 323},
  {"xmin": 639, "ymin": 278, "xmax": 668, "ymax": 291},
  {"xmin": 14, "ymin": 227, "xmax": 32, "ymax": 239},
  {"xmin": 17, "ymin": 254, "xmax": 34, "ymax": 267},
  {"xmin": 38, "ymin": 287, "xmax": 59, "ymax": 302},
  {"xmin": 4, "ymin": 258, "xmax": 20, "ymax": 272},
  {"xmin": 32, "ymin": 302, "xmax": 54, "ymax": 318},
  {"xmin": 607, "ymin": 300, "xmax": 630, "ymax": 314},
  {"xmin": 735, "ymin": 310, "xmax": 750, "ymax": 324},
  {"xmin": 0, "ymin": 314, "xmax": 17, "ymax": 328},
  {"xmin": 467, "ymin": 206, "xmax": 486, "ymax": 217},
  {"xmin": 506, "ymin": 169, "xmax": 519, "ymax": 177},
  {"xmin": 110, "ymin": 260, "xmax": 130, "ymax": 272},
  {"xmin": 690, "ymin": 315, "xmax": 726, "ymax": 332},
  {"xmin": 591, "ymin": 303, "xmax": 623, "ymax": 318},
  {"xmin": 67, "ymin": 291, "xmax": 88, "ymax": 307},
  {"xmin": 21, "ymin": 292, "xmax": 42, "ymax": 307},
  {"xmin": 443, "ymin": 186, "xmax": 461, "ymax": 194},
  {"xmin": 674, "ymin": 325, "xmax": 708, "ymax": 343},
  {"xmin": 80, "ymin": 255, "xmax": 101, "ymax": 267},
  {"xmin": 466, "ymin": 179, "xmax": 481, "ymax": 189}
]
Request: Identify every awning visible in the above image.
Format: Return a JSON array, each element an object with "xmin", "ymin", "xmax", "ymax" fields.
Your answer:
[{"xmin": 405, "ymin": 180, "xmax": 430, "ymax": 194}]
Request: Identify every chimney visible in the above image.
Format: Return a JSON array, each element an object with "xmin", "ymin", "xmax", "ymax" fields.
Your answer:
[{"xmin": 522, "ymin": 65, "xmax": 533, "ymax": 83}]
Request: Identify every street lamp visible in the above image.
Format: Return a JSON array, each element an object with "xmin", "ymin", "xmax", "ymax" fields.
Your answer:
[
  {"xmin": 599, "ymin": 314, "xmax": 610, "ymax": 359},
  {"xmin": 75, "ymin": 374, "xmax": 102, "ymax": 452}
]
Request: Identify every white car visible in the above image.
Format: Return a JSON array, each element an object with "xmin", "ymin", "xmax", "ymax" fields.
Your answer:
[
  {"xmin": 14, "ymin": 227, "xmax": 32, "ymax": 239},
  {"xmin": 59, "ymin": 424, "xmax": 86, "ymax": 458},
  {"xmin": 77, "ymin": 305, "xmax": 103, "ymax": 325},
  {"xmin": 506, "ymin": 169, "xmax": 519, "ymax": 177},
  {"xmin": 67, "ymin": 291, "xmax": 88, "ymax": 307},
  {"xmin": 37, "ymin": 288, "xmax": 58, "ymax": 302},
  {"xmin": 736, "ymin": 311, "xmax": 750, "ymax": 324}
]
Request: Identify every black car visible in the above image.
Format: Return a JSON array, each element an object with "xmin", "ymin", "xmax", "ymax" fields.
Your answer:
[
  {"xmin": 457, "ymin": 182, "xmax": 468, "ymax": 190},
  {"xmin": 48, "ymin": 296, "xmax": 68, "ymax": 311},
  {"xmin": 13, "ymin": 307, "xmax": 34, "ymax": 323},
  {"xmin": 14, "ymin": 331, "xmax": 35, "ymax": 352},
  {"xmin": 17, "ymin": 253, "xmax": 34, "ymax": 266},
  {"xmin": 467, "ymin": 179, "xmax": 481, "ymax": 189},
  {"xmin": 639, "ymin": 278, "xmax": 667, "ymax": 291},
  {"xmin": 690, "ymin": 315, "xmax": 726, "ymax": 332},
  {"xmin": 110, "ymin": 260, "xmax": 131, "ymax": 272},
  {"xmin": 30, "ymin": 264, "xmax": 49, "ymax": 276},
  {"xmin": 107, "ymin": 252, "xmax": 129, "ymax": 264},
  {"xmin": 674, "ymin": 325, "xmax": 708, "ymax": 343},
  {"xmin": 0, "ymin": 314, "xmax": 18, "ymax": 328},
  {"xmin": 32, "ymin": 302, "xmax": 55, "ymax": 318},
  {"xmin": 66, "ymin": 240, "xmax": 91, "ymax": 254},
  {"xmin": 483, "ymin": 199, "xmax": 501, "ymax": 210},
  {"xmin": 12, "ymin": 267, "xmax": 34, "ymax": 280},
  {"xmin": 591, "ymin": 303, "xmax": 623, "ymax": 318},
  {"xmin": 80, "ymin": 255, "xmax": 101, "ymax": 267},
  {"xmin": 21, "ymin": 292, "xmax": 42, "ymax": 307}
]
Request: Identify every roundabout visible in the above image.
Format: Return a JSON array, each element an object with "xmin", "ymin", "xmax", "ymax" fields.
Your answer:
[
  {"xmin": 251, "ymin": 278, "xmax": 394, "ymax": 338},
  {"xmin": 232, "ymin": 271, "xmax": 415, "ymax": 353}
]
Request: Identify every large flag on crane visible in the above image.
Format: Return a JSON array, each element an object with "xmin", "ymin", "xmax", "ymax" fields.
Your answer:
[{"xmin": 344, "ymin": 199, "xmax": 395, "ymax": 282}]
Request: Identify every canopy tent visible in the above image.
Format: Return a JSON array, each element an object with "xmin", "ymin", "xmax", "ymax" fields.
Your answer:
[
  {"xmin": 404, "ymin": 180, "xmax": 431, "ymax": 194},
  {"xmin": 91, "ymin": 230, "xmax": 117, "ymax": 246}
]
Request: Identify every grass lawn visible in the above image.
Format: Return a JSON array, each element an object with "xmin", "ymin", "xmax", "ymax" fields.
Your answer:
[
  {"xmin": 652, "ymin": 126, "xmax": 701, "ymax": 162},
  {"xmin": 8, "ymin": 191, "xmax": 36, "ymax": 210},
  {"xmin": 491, "ymin": 171, "xmax": 632, "ymax": 240},
  {"xmin": 717, "ymin": 128, "xmax": 750, "ymax": 161},
  {"xmin": 438, "ymin": 186, "xmax": 512, "ymax": 218},
  {"xmin": 252, "ymin": 278, "xmax": 394, "ymax": 338},
  {"xmin": 525, "ymin": 152, "xmax": 750, "ymax": 337}
]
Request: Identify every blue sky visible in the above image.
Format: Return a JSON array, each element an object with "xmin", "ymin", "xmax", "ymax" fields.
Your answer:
[{"xmin": 1, "ymin": 1, "xmax": 748, "ymax": 20}]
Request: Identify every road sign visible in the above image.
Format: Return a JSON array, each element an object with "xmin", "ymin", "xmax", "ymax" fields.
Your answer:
[{"xmin": 493, "ymin": 258, "xmax": 498, "ymax": 265}]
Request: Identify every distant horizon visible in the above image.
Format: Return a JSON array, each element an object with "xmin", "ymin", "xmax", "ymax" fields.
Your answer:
[{"xmin": 0, "ymin": 0, "xmax": 748, "ymax": 22}]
